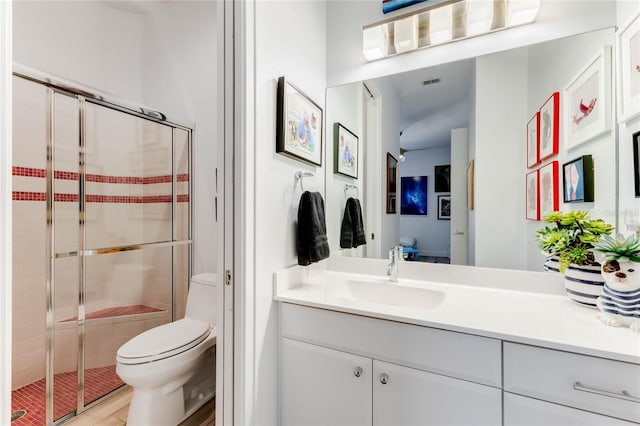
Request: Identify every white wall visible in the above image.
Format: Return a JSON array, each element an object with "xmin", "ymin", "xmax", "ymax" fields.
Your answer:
[
  {"xmin": 13, "ymin": 1, "xmax": 218, "ymax": 274},
  {"xmin": 525, "ymin": 28, "xmax": 617, "ymax": 271},
  {"xmin": 374, "ymin": 78, "xmax": 401, "ymax": 255},
  {"xmin": 616, "ymin": 2, "xmax": 640, "ymax": 233},
  {"xmin": 399, "ymin": 147, "xmax": 451, "ymax": 257},
  {"xmin": 325, "ymin": 83, "xmax": 364, "ymax": 256},
  {"xmin": 140, "ymin": 2, "xmax": 218, "ymax": 274},
  {"xmin": 474, "ymin": 48, "xmax": 528, "ymax": 270},
  {"xmin": 13, "ymin": 1, "xmax": 145, "ymax": 102},
  {"xmin": 326, "ymin": 0, "xmax": 617, "ymax": 87},
  {"xmin": 252, "ymin": 1, "xmax": 327, "ymax": 424}
]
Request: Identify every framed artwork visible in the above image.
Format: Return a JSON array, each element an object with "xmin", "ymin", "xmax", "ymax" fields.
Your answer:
[
  {"xmin": 386, "ymin": 153, "xmax": 398, "ymax": 214},
  {"xmin": 539, "ymin": 161, "xmax": 559, "ymax": 217},
  {"xmin": 633, "ymin": 131, "xmax": 640, "ymax": 197},
  {"xmin": 334, "ymin": 123, "xmax": 358, "ymax": 178},
  {"xmin": 401, "ymin": 176, "xmax": 428, "ymax": 215},
  {"xmin": 563, "ymin": 46, "xmax": 612, "ymax": 149},
  {"xmin": 437, "ymin": 195, "xmax": 451, "ymax": 220},
  {"xmin": 563, "ymin": 155, "xmax": 594, "ymax": 203},
  {"xmin": 539, "ymin": 92, "xmax": 559, "ymax": 161},
  {"xmin": 434, "ymin": 164, "xmax": 450, "ymax": 192},
  {"xmin": 383, "ymin": 0, "xmax": 428, "ymax": 14},
  {"xmin": 526, "ymin": 169, "xmax": 539, "ymax": 221},
  {"xmin": 527, "ymin": 112, "xmax": 540, "ymax": 168},
  {"xmin": 618, "ymin": 11, "xmax": 640, "ymax": 122},
  {"xmin": 467, "ymin": 159, "xmax": 474, "ymax": 210},
  {"xmin": 276, "ymin": 76, "xmax": 323, "ymax": 166}
]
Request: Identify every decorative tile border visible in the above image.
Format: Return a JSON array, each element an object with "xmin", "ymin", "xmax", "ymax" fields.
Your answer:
[
  {"xmin": 12, "ymin": 167, "xmax": 190, "ymax": 184},
  {"xmin": 12, "ymin": 167, "xmax": 189, "ymax": 203}
]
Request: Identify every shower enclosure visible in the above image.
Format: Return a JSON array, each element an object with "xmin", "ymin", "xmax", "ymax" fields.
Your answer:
[{"xmin": 11, "ymin": 69, "xmax": 192, "ymax": 425}]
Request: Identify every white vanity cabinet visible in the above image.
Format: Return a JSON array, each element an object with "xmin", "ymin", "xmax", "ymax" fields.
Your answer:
[
  {"xmin": 503, "ymin": 342, "xmax": 640, "ymax": 425},
  {"xmin": 281, "ymin": 338, "xmax": 372, "ymax": 426},
  {"xmin": 279, "ymin": 303, "xmax": 502, "ymax": 426},
  {"xmin": 373, "ymin": 360, "xmax": 501, "ymax": 425}
]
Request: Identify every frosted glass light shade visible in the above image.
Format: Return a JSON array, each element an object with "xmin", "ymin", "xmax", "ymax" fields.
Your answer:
[
  {"xmin": 429, "ymin": 4, "xmax": 453, "ymax": 45},
  {"xmin": 394, "ymin": 15, "xmax": 418, "ymax": 53},
  {"xmin": 363, "ymin": 25, "xmax": 388, "ymax": 61},
  {"xmin": 506, "ymin": 0, "xmax": 540, "ymax": 27},
  {"xmin": 466, "ymin": 0, "xmax": 494, "ymax": 36}
]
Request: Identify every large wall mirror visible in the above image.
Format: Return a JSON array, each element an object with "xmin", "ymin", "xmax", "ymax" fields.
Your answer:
[{"xmin": 325, "ymin": 27, "xmax": 619, "ymax": 272}]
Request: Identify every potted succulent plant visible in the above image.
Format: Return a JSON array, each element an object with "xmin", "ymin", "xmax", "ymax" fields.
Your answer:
[
  {"xmin": 536, "ymin": 210, "xmax": 614, "ymax": 307},
  {"xmin": 592, "ymin": 234, "xmax": 640, "ymax": 331}
]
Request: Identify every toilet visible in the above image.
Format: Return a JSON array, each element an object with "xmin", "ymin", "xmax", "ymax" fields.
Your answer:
[{"xmin": 116, "ymin": 273, "xmax": 217, "ymax": 426}]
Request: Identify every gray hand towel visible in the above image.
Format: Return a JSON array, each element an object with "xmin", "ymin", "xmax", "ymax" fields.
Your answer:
[
  {"xmin": 297, "ymin": 191, "xmax": 330, "ymax": 266},
  {"xmin": 340, "ymin": 197, "xmax": 366, "ymax": 249}
]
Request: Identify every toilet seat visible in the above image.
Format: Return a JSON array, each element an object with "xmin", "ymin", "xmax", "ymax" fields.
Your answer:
[{"xmin": 117, "ymin": 318, "xmax": 211, "ymax": 365}]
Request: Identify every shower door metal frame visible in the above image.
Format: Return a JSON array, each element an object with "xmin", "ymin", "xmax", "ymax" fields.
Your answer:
[{"xmin": 13, "ymin": 66, "xmax": 194, "ymax": 426}]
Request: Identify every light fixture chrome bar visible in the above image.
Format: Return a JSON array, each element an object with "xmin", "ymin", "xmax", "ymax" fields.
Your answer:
[
  {"xmin": 76, "ymin": 95, "xmax": 86, "ymax": 415},
  {"xmin": 45, "ymin": 87, "xmax": 55, "ymax": 426},
  {"xmin": 54, "ymin": 240, "xmax": 193, "ymax": 259}
]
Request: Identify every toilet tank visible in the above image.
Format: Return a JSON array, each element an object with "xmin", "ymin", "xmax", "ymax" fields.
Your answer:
[{"xmin": 185, "ymin": 273, "xmax": 217, "ymax": 325}]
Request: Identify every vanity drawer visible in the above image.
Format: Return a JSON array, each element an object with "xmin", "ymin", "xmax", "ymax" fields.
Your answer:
[
  {"xmin": 503, "ymin": 342, "xmax": 640, "ymax": 423},
  {"xmin": 280, "ymin": 303, "xmax": 501, "ymax": 387}
]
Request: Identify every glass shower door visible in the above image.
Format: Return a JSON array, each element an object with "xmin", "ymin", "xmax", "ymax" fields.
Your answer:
[
  {"xmin": 52, "ymin": 92, "xmax": 80, "ymax": 422},
  {"xmin": 81, "ymin": 102, "xmax": 175, "ymax": 406}
]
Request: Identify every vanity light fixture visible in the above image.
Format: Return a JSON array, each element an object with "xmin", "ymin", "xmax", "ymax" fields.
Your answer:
[
  {"xmin": 394, "ymin": 15, "xmax": 419, "ymax": 53},
  {"xmin": 466, "ymin": 0, "xmax": 495, "ymax": 36},
  {"xmin": 505, "ymin": 0, "xmax": 540, "ymax": 27},
  {"xmin": 363, "ymin": 24, "xmax": 390, "ymax": 61},
  {"xmin": 362, "ymin": 0, "xmax": 540, "ymax": 61},
  {"xmin": 429, "ymin": 4, "xmax": 453, "ymax": 45}
]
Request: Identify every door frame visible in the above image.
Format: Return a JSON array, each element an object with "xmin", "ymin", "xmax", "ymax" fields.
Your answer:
[{"xmin": 0, "ymin": 1, "xmax": 13, "ymax": 423}]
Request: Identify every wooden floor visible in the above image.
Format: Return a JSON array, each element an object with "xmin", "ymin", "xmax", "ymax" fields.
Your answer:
[{"xmin": 64, "ymin": 387, "xmax": 215, "ymax": 426}]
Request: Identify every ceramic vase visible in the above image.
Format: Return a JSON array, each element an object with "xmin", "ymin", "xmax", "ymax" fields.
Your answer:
[
  {"xmin": 596, "ymin": 260, "xmax": 640, "ymax": 332},
  {"xmin": 563, "ymin": 263, "xmax": 604, "ymax": 308},
  {"xmin": 543, "ymin": 255, "xmax": 560, "ymax": 273}
]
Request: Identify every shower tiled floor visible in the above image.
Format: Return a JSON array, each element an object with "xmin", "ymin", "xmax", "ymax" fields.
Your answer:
[{"xmin": 11, "ymin": 365, "xmax": 124, "ymax": 426}]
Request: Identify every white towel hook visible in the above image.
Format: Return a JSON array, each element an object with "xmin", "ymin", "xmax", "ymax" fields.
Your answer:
[{"xmin": 295, "ymin": 171, "xmax": 314, "ymax": 192}]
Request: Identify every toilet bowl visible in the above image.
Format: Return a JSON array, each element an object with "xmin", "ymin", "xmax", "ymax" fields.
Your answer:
[{"xmin": 116, "ymin": 273, "xmax": 217, "ymax": 426}]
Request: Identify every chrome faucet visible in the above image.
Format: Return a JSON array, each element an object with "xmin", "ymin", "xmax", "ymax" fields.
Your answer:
[{"xmin": 387, "ymin": 245, "xmax": 402, "ymax": 282}]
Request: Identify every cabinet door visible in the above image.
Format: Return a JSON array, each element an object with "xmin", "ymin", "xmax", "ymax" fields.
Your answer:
[
  {"xmin": 504, "ymin": 392, "xmax": 637, "ymax": 426},
  {"xmin": 373, "ymin": 360, "xmax": 501, "ymax": 426},
  {"xmin": 281, "ymin": 338, "xmax": 372, "ymax": 426}
]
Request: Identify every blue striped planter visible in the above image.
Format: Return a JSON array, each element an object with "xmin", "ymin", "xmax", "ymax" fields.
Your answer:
[
  {"xmin": 543, "ymin": 255, "xmax": 561, "ymax": 273},
  {"xmin": 563, "ymin": 263, "xmax": 604, "ymax": 308}
]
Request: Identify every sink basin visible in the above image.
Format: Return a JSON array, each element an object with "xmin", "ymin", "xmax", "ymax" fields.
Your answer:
[{"xmin": 326, "ymin": 278, "xmax": 445, "ymax": 310}]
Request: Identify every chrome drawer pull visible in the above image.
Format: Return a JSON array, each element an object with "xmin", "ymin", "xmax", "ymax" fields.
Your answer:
[{"xmin": 573, "ymin": 381, "xmax": 640, "ymax": 403}]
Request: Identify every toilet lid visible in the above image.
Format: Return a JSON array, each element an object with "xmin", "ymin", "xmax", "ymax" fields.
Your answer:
[{"xmin": 117, "ymin": 318, "xmax": 211, "ymax": 364}]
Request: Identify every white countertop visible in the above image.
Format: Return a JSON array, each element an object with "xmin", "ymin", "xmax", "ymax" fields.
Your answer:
[{"xmin": 274, "ymin": 257, "xmax": 640, "ymax": 364}]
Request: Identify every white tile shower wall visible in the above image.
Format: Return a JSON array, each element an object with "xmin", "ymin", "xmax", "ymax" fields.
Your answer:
[
  {"xmin": 12, "ymin": 77, "xmax": 47, "ymax": 390},
  {"xmin": 84, "ymin": 311, "xmax": 170, "ymax": 370}
]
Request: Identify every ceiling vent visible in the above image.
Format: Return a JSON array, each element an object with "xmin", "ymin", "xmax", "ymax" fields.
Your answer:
[{"xmin": 422, "ymin": 78, "xmax": 441, "ymax": 86}]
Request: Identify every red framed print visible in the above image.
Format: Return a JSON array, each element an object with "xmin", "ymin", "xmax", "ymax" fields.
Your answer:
[
  {"xmin": 539, "ymin": 92, "xmax": 559, "ymax": 161},
  {"xmin": 539, "ymin": 161, "xmax": 559, "ymax": 217},
  {"xmin": 526, "ymin": 169, "xmax": 540, "ymax": 220},
  {"xmin": 527, "ymin": 112, "xmax": 540, "ymax": 168}
]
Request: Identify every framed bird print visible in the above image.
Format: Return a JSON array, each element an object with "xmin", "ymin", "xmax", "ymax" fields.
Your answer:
[{"xmin": 564, "ymin": 46, "xmax": 612, "ymax": 149}]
